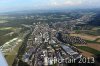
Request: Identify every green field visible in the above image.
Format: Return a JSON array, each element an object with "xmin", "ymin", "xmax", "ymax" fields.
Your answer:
[
  {"xmin": 0, "ymin": 20, "xmax": 8, "ymax": 23},
  {"xmin": 77, "ymin": 46, "xmax": 100, "ymax": 55},
  {"xmin": 0, "ymin": 27, "xmax": 15, "ymax": 30},
  {"xmin": 5, "ymin": 41, "xmax": 22, "ymax": 66},
  {"xmin": 85, "ymin": 39, "xmax": 100, "ymax": 44},
  {"xmin": 0, "ymin": 27, "xmax": 22, "ymax": 46}
]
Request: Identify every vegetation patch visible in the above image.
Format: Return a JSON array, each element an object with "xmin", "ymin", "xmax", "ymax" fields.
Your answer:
[
  {"xmin": 85, "ymin": 39, "xmax": 100, "ymax": 44},
  {"xmin": 76, "ymin": 46, "xmax": 100, "ymax": 55}
]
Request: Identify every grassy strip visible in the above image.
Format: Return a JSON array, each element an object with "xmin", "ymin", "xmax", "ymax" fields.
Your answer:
[
  {"xmin": 94, "ymin": 38, "xmax": 100, "ymax": 42},
  {"xmin": 76, "ymin": 46, "xmax": 100, "ymax": 55},
  {"xmin": 85, "ymin": 40, "xmax": 100, "ymax": 44}
]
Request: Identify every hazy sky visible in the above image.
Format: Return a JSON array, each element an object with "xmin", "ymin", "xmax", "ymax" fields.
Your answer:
[{"xmin": 0, "ymin": 0, "xmax": 100, "ymax": 12}]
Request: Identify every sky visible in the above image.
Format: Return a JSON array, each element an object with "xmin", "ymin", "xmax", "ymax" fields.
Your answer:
[{"xmin": 0, "ymin": 0, "xmax": 100, "ymax": 12}]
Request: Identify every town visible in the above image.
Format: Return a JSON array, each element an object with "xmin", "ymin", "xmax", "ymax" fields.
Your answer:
[{"xmin": 11, "ymin": 22, "xmax": 88, "ymax": 66}]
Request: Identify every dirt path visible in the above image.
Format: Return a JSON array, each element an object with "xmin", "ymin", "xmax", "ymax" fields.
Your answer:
[{"xmin": 87, "ymin": 43, "xmax": 100, "ymax": 51}]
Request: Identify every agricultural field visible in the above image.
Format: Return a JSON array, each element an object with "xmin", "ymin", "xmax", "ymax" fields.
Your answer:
[
  {"xmin": 5, "ymin": 38, "xmax": 23, "ymax": 66},
  {"xmin": 87, "ymin": 43, "xmax": 100, "ymax": 51},
  {"xmin": 0, "ymin": 27, "xmax": 15, "ymax": 30},
  {"xmin": 0, "ymin": 20, "xmax": 8, "ymax": 23},
  {"xmin": 0, "ymin": 27, "xmax": 22, "ymax": 46},
  {"xmin": 97, "ymin": 39, "xmax": 100, "ymax": 42},
  {"xmin": 76, "ymin": 46, "xmax": 100, "ymax": 55},
  {"xmin": 72, "ymin": 30, "xmax": 100, "ymax": 58},
  {"xmin": 78, "ymin": 49, "xmax": 93, "ymax": 57},
  {"xmin": 70, "ymin": 33, "xmax": 100, "ymax": 41}
]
